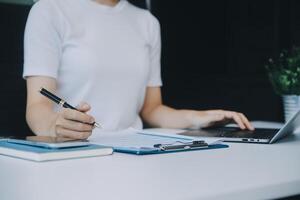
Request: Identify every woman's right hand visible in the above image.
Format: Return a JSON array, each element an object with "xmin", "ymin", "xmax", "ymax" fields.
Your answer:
[{"xmin": 52, "ymin": 102, "xmax": 95, "ymax": 139}]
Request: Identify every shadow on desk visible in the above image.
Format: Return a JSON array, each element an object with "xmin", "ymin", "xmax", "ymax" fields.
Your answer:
[{"xmin": 277, "ymin": 194, "xmax": 300, "ymax": 200}]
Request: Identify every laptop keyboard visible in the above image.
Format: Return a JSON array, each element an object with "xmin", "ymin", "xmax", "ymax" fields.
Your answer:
[{"xmin": 180, "ymin": 127, "xmax": 279, "ymax": 139}]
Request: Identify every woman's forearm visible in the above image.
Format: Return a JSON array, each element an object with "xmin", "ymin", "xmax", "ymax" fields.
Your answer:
[
  {"xmin": 142, "ymin": 104, "xmax": 254, "ymax": 130},
  {"xmin": 142, "ymin": 104, "xmax": 197, "ymax": 129},
  {"xmin": 26, "ymin": 102, "xmax": 58, "ymax": 136}
]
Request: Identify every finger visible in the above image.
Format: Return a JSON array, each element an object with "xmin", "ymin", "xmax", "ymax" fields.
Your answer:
[
  {"xmin": 56, "ymin": 126, "xmax": 92, "ymax": 139},
  {"xmin": 58, "ymin": 118, "xmax": 94, "ymax": 132},
  {"xmin": 238, "ymin": 113, "xmax": 255, "ymax": 130},
  {"xmin": 76, "ymin": 102, "xmax": 91, "ymax": 112},
  {"xmin": 62, "ymin": 109, "xmax": 95, "ymax": 124},
  {"xmin": 225, "ymin": 111, "xmax": 246, "ymax": 129}
]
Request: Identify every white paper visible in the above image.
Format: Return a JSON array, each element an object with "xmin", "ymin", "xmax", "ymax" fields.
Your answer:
[
  {"xmin": 89, "ymin": 128, "xmax": 223, "ymax": 148},
  {"xmin": 89, "ymin": 128, "xmax": 194, "ymax": 148}
]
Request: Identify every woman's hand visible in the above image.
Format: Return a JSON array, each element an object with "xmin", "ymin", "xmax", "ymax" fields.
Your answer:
[
  {"xmin": 188, "ymin": 110, "xmax": 254, "ymax": 130},
  {"xmin": 52, "ymin": 102, "xmax": 95, "ymax": 139}
]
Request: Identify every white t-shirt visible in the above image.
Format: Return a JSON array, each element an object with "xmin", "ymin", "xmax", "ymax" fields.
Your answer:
[{"xmin": 23, "ymin": 0, "xmax": 162, "ymax": 130}]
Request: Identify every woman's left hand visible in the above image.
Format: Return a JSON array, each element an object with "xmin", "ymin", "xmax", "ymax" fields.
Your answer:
[{"xmin": 188, "ymin": 110, "xmax": 255, "ymax": 130}]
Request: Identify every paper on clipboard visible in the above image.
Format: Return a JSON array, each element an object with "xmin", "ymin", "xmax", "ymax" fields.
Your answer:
[
  {"xmin": 136, "ymin": 128, "xmax": 224, "ymax": 145},
  {"xmin": 89, "ymin": 128, "xmax": 223, "ymax": 148},
  {"xmin": 89, "ymin": 128, "xmax": 192, "ymax": 148}
]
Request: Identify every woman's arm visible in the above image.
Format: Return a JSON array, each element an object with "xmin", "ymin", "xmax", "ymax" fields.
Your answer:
[
  {"xmin": 26, "ymin": 76, "xmax": 95, "ymax": 139},
  {"xmin": 140, "ymin": 87, "xmax": 254, "ymax": 130}
]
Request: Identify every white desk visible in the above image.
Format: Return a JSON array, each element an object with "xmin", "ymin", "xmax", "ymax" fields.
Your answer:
[{"xmin": 1, "ymin": 123, "xmax": 300, "ymax": 200}]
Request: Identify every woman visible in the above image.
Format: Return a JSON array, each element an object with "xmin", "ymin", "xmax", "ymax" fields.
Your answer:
[{"xmin": 23, "ymin": 0, "xmax": 254, "ymax": 139}]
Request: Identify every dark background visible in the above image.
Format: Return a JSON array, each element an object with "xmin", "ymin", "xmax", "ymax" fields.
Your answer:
[{"xmin": 0, "ymin": 0, "xmax": 299, "ymax": 137}]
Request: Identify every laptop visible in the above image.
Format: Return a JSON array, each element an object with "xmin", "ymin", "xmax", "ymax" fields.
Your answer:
[{"xmin": 178, "ymin": 110, "xmax": 300, "ymax": 144}]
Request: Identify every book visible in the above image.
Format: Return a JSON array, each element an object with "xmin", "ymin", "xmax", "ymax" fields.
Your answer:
[{"xmin": 0, "ymin": 140, "xmax": 113, "ymax": 162}]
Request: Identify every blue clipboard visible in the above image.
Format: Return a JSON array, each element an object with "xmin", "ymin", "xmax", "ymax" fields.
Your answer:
[
  {"xmin": 96, "ymin": 131, "xmax": 229, "ymax": 155},
  {"xmin": 114, "ymin": 143, "xmax": 228, "ymax": 155}
]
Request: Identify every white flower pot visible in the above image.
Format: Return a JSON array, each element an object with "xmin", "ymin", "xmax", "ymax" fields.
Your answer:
[{"xmin": 282, "ymin": 95, "xmax": 300, "ymax": 122}]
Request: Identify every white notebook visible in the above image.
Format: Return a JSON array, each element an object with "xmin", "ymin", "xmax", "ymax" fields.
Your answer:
[{"xmin": 0, "ymin": 140, "xmax": 113, "ymax": 162}]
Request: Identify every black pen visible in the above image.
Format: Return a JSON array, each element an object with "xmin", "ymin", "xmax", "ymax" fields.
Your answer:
[{"xmin": 39, "ymin": 87, "xmax": 101, "ymax": 128}]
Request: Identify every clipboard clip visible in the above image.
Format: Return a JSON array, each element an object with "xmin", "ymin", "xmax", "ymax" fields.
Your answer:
[{"xmin": 153, "ymin": 140, "xmax": 208, "ymax": 151}]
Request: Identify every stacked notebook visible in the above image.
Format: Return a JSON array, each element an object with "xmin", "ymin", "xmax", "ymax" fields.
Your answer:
[{"xmin": 0, "ymin": 140, "xmax": 113, "ymax": 162}]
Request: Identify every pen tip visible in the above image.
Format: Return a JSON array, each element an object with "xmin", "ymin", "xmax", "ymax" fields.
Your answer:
[{"xmin": 94, "ymin": 122, "xmax": 102, "ymax": 128}]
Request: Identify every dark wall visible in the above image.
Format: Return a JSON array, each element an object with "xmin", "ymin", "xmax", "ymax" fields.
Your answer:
[
  {"xmin": 152, "ymin": 0, "xmax": 300, "ymax": 122},
  {"xmin": 0, "ymin": 0, "xmax": 299, "ymax": 136},
  {"xmin": 0, "ymin": 3, "xmax": 31, "ymax": 136}
]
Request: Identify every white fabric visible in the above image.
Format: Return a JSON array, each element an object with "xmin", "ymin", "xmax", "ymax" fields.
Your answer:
[{"xmin": 23, "ymin": 0, "xmax": 162, "ymax": 130}]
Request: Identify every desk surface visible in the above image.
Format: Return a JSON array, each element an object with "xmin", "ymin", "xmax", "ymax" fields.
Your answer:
[{"xmin": 1, "ymin": 122, "xmax": 300, "ymax": 200}]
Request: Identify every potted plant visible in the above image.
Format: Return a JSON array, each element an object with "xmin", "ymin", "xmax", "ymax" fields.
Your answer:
[{"xmin": 265, "ymin": 46, "xmax": 300, "ymax": 122}]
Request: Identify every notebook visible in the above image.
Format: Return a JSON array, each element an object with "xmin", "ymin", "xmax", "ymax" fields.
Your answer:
[{"xmin": 0, "ymin": 140, "xmax": 113, "ymax": 162}]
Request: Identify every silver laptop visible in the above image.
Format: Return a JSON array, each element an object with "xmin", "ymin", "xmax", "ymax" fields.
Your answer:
[{"xmin": 179, "ymin": 110, "xmax": 300, "ymax": 144}]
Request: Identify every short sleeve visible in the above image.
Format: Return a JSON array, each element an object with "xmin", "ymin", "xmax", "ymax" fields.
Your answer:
[
  {"xmin": 146, "ymin": 13, "xmax": 163, "ymax": 87},
  {"xmin": 23, "ymin": 1, "xmax": 62, "ymax": 79}
]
